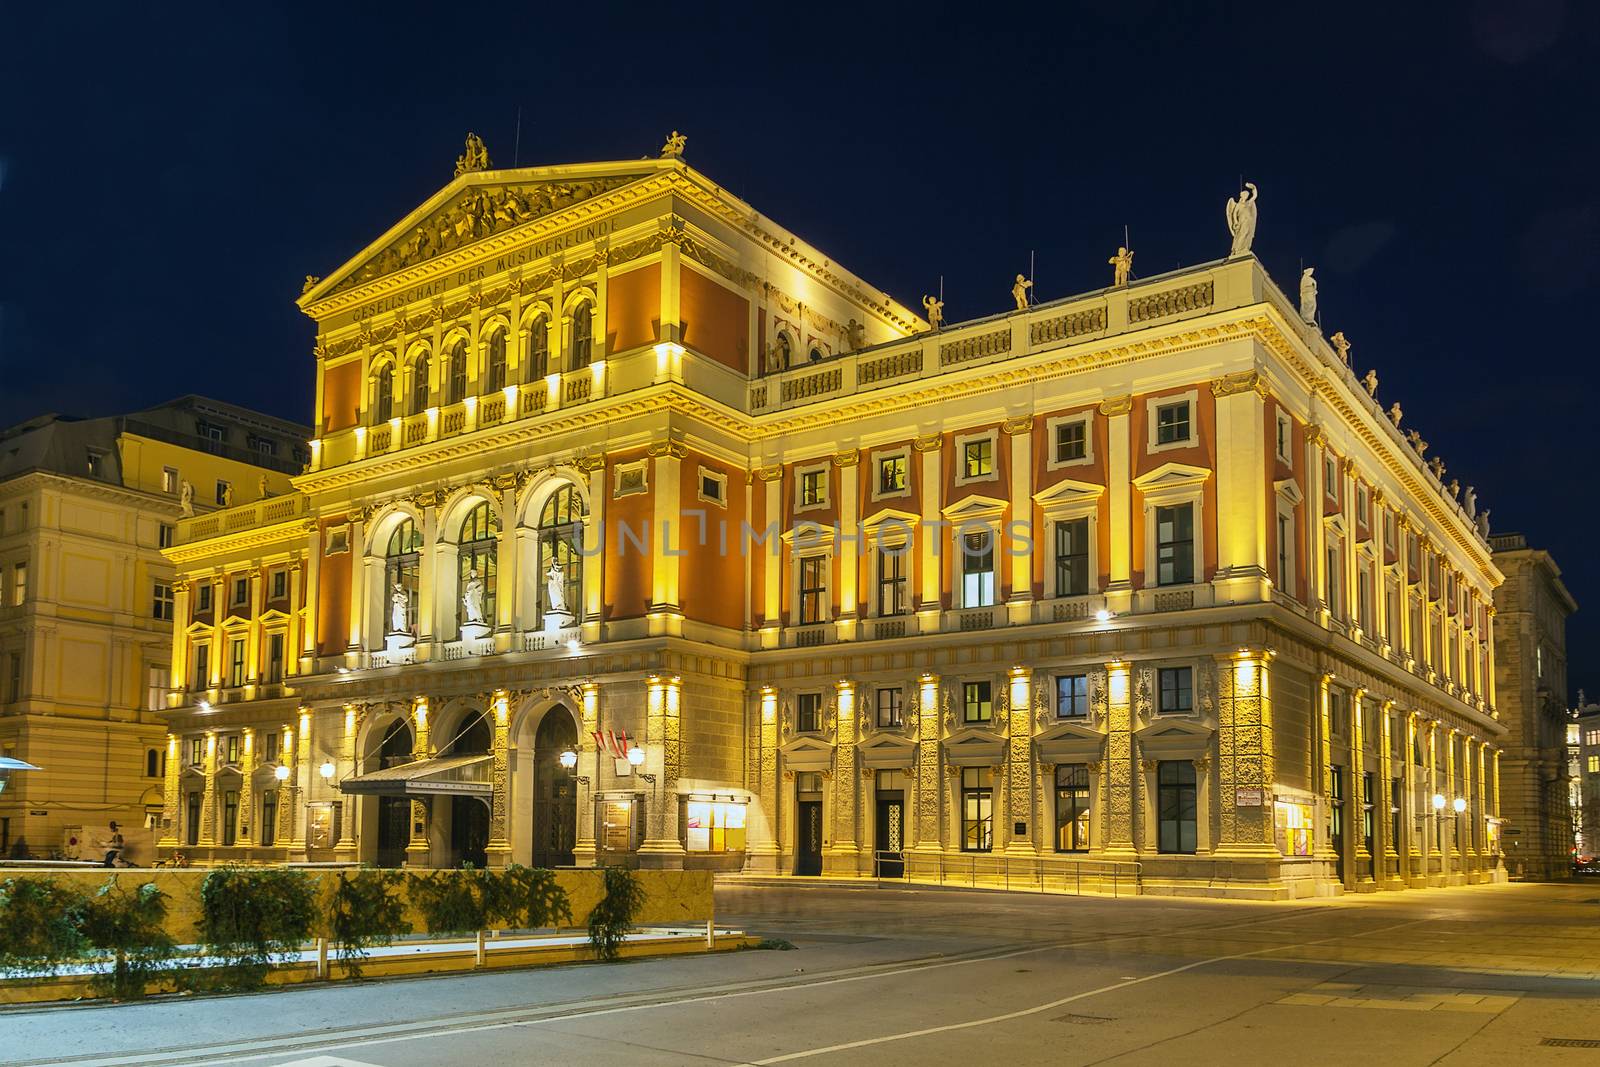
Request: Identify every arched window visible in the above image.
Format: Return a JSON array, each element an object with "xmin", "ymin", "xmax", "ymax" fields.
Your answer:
[
  {"xmin": 457, "ymin": 502, "xmax": 499, "ymax": 629},
  {"xmin": 373, "ymin": 366, "xmax": 394, "ymax": 423},
  {"xmin": 524, "ymin": 316, "xmax": 549, "ymax": 381},
  {"xmin": 444, "ymin": 709, "xmax": 491, "ymax": 755},
  {"xmin": 410, "ymin": 352, "xmax": 430, "ymax": 413},
  {"xmin": 807, "ymin": 346, "xmax": 823, "ymax": 364},
  {"xmin": 385, "ymin": 519, "xmax": 422, "ymax": 635},
  {"xmin": 145, "ymin": 748, "xmax": 160, "ymax": 778},
  {"xmin": 569, "ymin": 301, "xmax": 593, "ymax": 369},
  {"xmin": 485, "ymin": 329, "xmax": 507, "ymax": 392},
  {"xmin": 538, "ymin": 484, "xmax": 585, "ymax": 624},
  {"xmin": 448, "ymin": 340, "xmax": 468, "ymax": 404},
  {"xmin": 377, "ymin": 720, "xmax": 413, "ymax": 770}
]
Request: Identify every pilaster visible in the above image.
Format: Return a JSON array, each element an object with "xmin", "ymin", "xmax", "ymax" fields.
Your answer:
[
  {"xmin": 1102, "ymin": 660, "xmax": 1136, "ymax": 855},
  {"xmin": 1100, "ymin": 396, "xmax": 1133, "ymax": 613},
  {"xmin": 1215, "ymin": 651, "xmax": 1278, "ymax": 856}
]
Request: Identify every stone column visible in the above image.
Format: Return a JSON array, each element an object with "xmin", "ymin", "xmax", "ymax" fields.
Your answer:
[
  {"xmin": 333, "ymin": 704, "xmax": 359, "ymax": 860},
  {"xmin": 1425, "ymin": 720, "xmax": 1442, "ymax": 878},
  {"xmin": 1003, "ymin": 667, "xmax": 1036, "ymax": 854},
  {"xmin": 1102, "ymin": 661, "xmax": 1136, "ymax": 856},
  {"xmin": 637, "ymin": 675, "xmax": 685, "ymax": 866},
  {"xmin": 417, "ymin": 504, "xmax": 438, "ymax": 651},
  {"xmin": 1306, "ymin": 425, "xmax": 1327, "ymax": 621},
  {"xmin": 286, "ymin": 562, "xmax": 303, "ymax": 674},
  {"xmin": 486, "ymin": 689, "xmax": 512, "ymax": 868},
  {"xmin": 1215, "ymin": 652, "xmax": 1277, "ymax": 855},
  {"xmin": 201, "ymin": 732, "xmax": 219, "ymax": 845},
  {"xmin": 159, "ymin": 734, "xmax": 181, "ymax": 849},
  {"xmin": 345, "ymin": 515, "xmax": 366, "ymax": 660},
  {"xmin": 1350, "ymin": 689, "xmax": 1369, "ymax": 884},
  {"xmin": 171, "ymin": 586, "xmax": 190, "ymax": 695},
  {"xmin": 1314, "ymin": 673, "xmax": 1336, "ymax": 866},
  {"xmin": 582, "ymin": 459, "xmax": 606, "ymax": 643},
  {"xmin": 825, "ymin": 680, "xmax": 860, "ymax": 873},
  {"xmin": 236, "ymin": 728, "xmax": 255, "ymax": 849},
  {"xmin": 1377, "ymin": 700, "xmax": 1396, "ymax": 886},
  {"xmin": 572, "ymin": 683, "xmax": 600, "ymax": 868},
  {"xmin": 246, "ymin": 568, "xmax": 264, "ymax": 684},
  {"xmin": 912, "ymin": 673, "xmax": 942, "ymax": 853},
  {"xmin": 1003, "ymin": 417, "xmax": 1033, "ymax": 625},
  {"xmin": 1100, "ymin": 396, "xmax": 1133, "ymax": 613},
  {"xmin": 1403, "ymin": 712, "xmax": 1422, "ymax": 885},
  {"xmin": 290, "ymin": 708, "xmax": 311, "ymax": 852},
  {"xmin": 405, "ymin": 699, "xmax": 431, "ymax": 866},
  {"xmin": 747, "ymin": 686, "xmax": 781, "ymax": 872},
  {"xmin": 648, "ymin": 443, "xmax": 685, "ymax": 631},
  {"xmin": 496, "ymin": 485, "xmax": 518, "ymax": 639},
  {"xmin": 760, "ymin": 468, "xmax": 782, "ymax": 648}
]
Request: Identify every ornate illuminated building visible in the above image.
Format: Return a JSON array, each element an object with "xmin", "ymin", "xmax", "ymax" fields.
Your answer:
[{"xmin": 159, "ymin": 135, "xmax": 1506, "ymax": 896}]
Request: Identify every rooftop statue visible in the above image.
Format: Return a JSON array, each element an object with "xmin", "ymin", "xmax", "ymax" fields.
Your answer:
[
  {"xmin": 922, "ymin": 294, "xmax": 945, "ymax": 331},
  {"xmin": 1406, "ymin": 429, "xmax": 1427, "ymax": 456},
  {"xmin": 1388, "ymin": 402, "xmax": 1403, "ymax": 428},
  {"xmin": 661, "ymin": 130, "xmax": 687, "ymax": 159},
  {"xmin": 844, "ymin": 319, "xmax": 867, "ymax": 351},
  {"xmin": 1011, "ymin": 274, "xmax": 1033, "ymax": 311},
  {"xmin": 179, "ymin": 480, "xmax": 194, "ymax": 517},
  {"xmin": 454, "ymin": 133, "xmax": 490, "ymax": 177},
  {"xmin": 1363, "ymin": 369, "xmax": 1378, "ymax": 397},
  {"xmin": 1477, "ymin": 508, "xmax": 1491, "ymax": 538},
  {"xmin": 1464, "ymin": 486, "xmax": 1478, "ymax": 520},
  {"xmin": 1108, "ymin": 246, "xmax": 1134, "ymax": 288},
  {"xmin": 1299, "ymin": 267, "xmax": 1317, "ymax": 323},
  {"xmin": 1448, "ymin": 478, "xmax": 1460, "ymax": 499},
  {"xmin": 1329, "ymin": 331, "xmax": 1351, "ymax": 365},
  {"xmin": 1226, "ymin": 181, "xmax": 1258, "ymax": 257},
  {"xmin": 302, "ymin": 275, "xmax": 320, "ymax": 295}
]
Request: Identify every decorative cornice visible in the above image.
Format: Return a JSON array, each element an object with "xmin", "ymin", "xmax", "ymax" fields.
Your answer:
[
  {"xmin": 646, "ymin": 441, "xmax": 688, "ymax": 460},
  {"xmin": 831, "ymin": 448, "xmax": 859, "ymax": 467}
]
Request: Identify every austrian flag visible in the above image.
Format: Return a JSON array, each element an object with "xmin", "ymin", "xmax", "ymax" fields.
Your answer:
[{"xmin": 592, "ymin": 728, "xmax": 630, "ymax": 759}]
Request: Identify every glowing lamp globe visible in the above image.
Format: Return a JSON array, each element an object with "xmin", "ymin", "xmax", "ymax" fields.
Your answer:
[
  {"xmin": 558, "ymin": 749, "xmax": 578, "ymax": 770},
  {"xmin": 627, "ymin": 746, "xmax": 646, "ymax": 767}
]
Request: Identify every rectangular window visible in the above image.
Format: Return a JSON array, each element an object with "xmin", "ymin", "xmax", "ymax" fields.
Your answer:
[
  {"xmin": 796, "ymin": 693, "xmax": 821, "ymax": 734},
  {"xmin": 1054, "ymin": 517, "xmax": 1089, "ymax": 597},
  {"xmin": 197, "ymin": 584, "xmax": 212, "ymax": 613},
  {"xmin": 1590, "ymin": 755, "xmax": 1599, "ymax": 774},
  {"xmin": 216, "ymin": 480, "xmax": 230, "ymax": 506},
  {"xmin": 798, "ymin": 556, "xmax": 827, "ymax": 625},
  {"xmin": 962, "ymin": 438, "xmax": 993, "ymax": 479},
  {"xmin": 684, "ymin": 800, "xmax": 747, "ymax": 852},
  {"xmin": 1154, "ymin": 504, "xmax": 1194, "ymax": 586},
  {"xmin": 1155, "ymin": 401, "xmax": 1191, "ymax": 445},
  {"xmin": 961, "ymin": 531, "xmax": 995, "ymax": 607},
  {"xmin": 1326, "ymin": 541, "xmax": 1343, "ymax": 618},
  {"xmin": 266, "ymin": 633, "xmax": 285, "ymax": 684},
  {"xmin": 961, "ymin": 767, "xmax": 993, "ymax": 852},
  {"xmin": 222, "ymin": 789, "xmax": 238, "ymax": 846},
  {"xmin": 260, "ymin": 790, "xmax": 278, "ymax": 847},
  {"xmin": 152, "ymin": 582, "xmax": 175, "ymax": 621},
  {"xmin": 5, "ymin": 652, "xmax": 21, "ymax": 704},
  {"xmin": 1275, "ymin": 413, "xmax": 1291, "ymax": 463},
  {"xmin": 193, "ymin": 644, "xmax": 210, "ymax": 691},
  {"xmin": 1054, "ymin": 420, "xmax": 1087, "ymax": 463},
  {"xmin": 158, "ymin": 523, "xmax": 174, "ymax": 549},
  {"xmin": 800, "ymin": 469, "xmax": 826, "ymax": 507},
  {"xmin": 232, "ymin": 577, "xmax": 249, "ymax": 606},
  {"xmin": 1361, "ymin": 771, "xmax": 1375, "ymax": 857},
  {"xmin": 272, "ymin": 570, "xmax": 287, "ymax": 599},
  {"xmin": 877, "ymin": 546, "xmax": 908, "ymax": 617},
  {"xmin": 700, "ymin": 474, "xmax": 724, "ymax": 505},
  {"xmin": 1358, "ymin": 565, "xmax": 1373, "ymax": 628},
  {"xmin": 188, "ymin": 738, "xmax": 204, "ymax": 767},
  {"xmin": 1055, "ymin": 674, "xmax": 1088, "ymax": 718},
  {"xmin": 186, "ymin": 792, "xmax": 201, "ymax": 847},
  {"xmin": 877, "ymin": 455, "xmax": 907, "ymax": 494},
  {"xmin": 263, "ymin": 732, "xmax": 280, "ymax": 762},
  {"xmin": 1055, "ymin": 764, "xmax": 1091, "ymax": 851},
  {"xmin": 1277, "ymin": 512, "xmax": 1293, "ymax": 592},
  {"xmin": 876, "ymin": 687, "xmax": 904, "ymax": 728},
  {"xmin": 1157, "ymin": 761, "xmax": 1198, "ymax": 853},
  {"xmin": 11, "ymin": 562, "xmax": 26, "ymax": 606},
  {"xmin": 963, "ymin": 680, "xmax": 992, "ymax": 724},
  {"xmin": 226, "ymin": 734, "xmax": 241, "ymax": 764},
  {"xmin": 227, "ymin": 639, "xmax": 246, "ymax": 688},
  {"xmin": 1158, "ymin": 667, "xmax": 1193, "ymax": 714}
]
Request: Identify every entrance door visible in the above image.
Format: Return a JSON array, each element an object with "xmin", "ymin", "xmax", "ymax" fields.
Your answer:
[
  {"xmin": 532, "ymin": 707, "xmax": 578, "ymax": 867},
  {"xmin": 376, "ymin": 797, "xmax": 409, "ymax": 868},
  {"xmin": 451, "ymin": 797, "xmax": 489, "ymax": 868},
  {"xmin": 874, "ymin": 794, "xmax": 905, "ymax": 877},
  {"xmin": 796, "ymin": 800, "xmax": 823, "ymax": 876},
  {"xmin": 1330, "ymin": 765, "xmax": 1347, "ymax": 882}
]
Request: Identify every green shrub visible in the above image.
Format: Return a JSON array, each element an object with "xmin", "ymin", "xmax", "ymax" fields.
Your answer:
[
  {"xmin": 77, "ymin": 877, "xmax": 180, "ymax": 1001},
  {"xmin": 486, "ymin": 865, "xmax": 574, "ymax": 931},
  {"xmin": 329, "ymin": 870, "xmax": 409, "ymax": 979},
  {"xmin": 0, "ymin": 877, "xmax": 89, "ymax": 977},
  {"xmin": 411, "ymin": 868, "xmax": 489, "ymax": 936},
  {"xmin": 197, "ymin": 866, "xmax": 317, "ymax": 991},
  {"xmin": 587, "ymin": 866, "xmax": 647, "ymax": 961}
]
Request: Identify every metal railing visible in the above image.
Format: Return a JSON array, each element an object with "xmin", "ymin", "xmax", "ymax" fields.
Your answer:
[{"xmin": 874, "ymin": 851, "xmax": 1142, "ymax": 898}]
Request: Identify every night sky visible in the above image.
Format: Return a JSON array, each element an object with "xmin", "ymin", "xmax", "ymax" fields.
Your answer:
[{"xmin": 3, "ymin": 4, "xmax": 1595, "ymax": 698}]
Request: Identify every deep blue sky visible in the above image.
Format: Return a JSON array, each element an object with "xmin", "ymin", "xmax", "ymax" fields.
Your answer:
[{"xmin": 2, "ymin": 3, "xmax": 1595, "ymax": 698}]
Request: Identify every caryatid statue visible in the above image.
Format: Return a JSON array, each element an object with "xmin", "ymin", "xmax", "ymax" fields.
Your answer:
[
  {"xmin": 390, "ymin": 582, "xmax": 409, "ymax": 634},
  {"xmin": 178, "ymin": 480, "xmax": 195, "ymax": 517},
  {"xmin": 545, "ymin": 559, "xmax": 569, "ymax": 615},
  {"xmin": 1011, "ymin": 274, "xmax": 1033, "ymax": 311},
  {"xmin": 1225, "ymin": 181, "xmax": 1259, "ymax": 257},
  {"xmin": 462, "ymin": 568, "xmax": 486, "ymax": 624},
  {"xmin": 1108, "ymin": 246, "xmax": 1134, "ymax": 288},
  {"xmin": 1299, "ymin": 267, "xmax": 1317, "ymax": 323},
  {"xmin": 922, "ymin": 294, "xmax": 945, "ymax": 331}
]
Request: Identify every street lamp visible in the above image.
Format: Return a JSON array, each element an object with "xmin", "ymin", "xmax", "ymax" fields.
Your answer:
[
  {"xmin": 274, "ymin": 763, "xmax": 291, "ymax": 781},
  {"xmin": 1431, "ymin": 793, "xmax": 1446, "ymax": 810},
  {"xmin": 628, "ymin": 745, "xmax": 655, "ymax": 784},
  {"xmin": 559, "ymin": 749, "xmax": 578, "ymax": 769},
  {"xmin": 1452, "ymin": 796, "xmax": 1467, "ymax": 813},
  {"xmin": 319, "ymin": 760, "xmax": 336, "ymax": 781}
]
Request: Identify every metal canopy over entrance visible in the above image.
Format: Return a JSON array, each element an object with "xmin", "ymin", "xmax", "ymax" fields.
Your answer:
[{"xmin": 339, "ymin": 754, "xmax": 493, "ymax": 798}]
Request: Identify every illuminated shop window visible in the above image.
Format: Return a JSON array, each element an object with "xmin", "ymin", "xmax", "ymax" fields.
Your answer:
[
  {"xmin": 684, "ymin": 800, "xmax": 746, "ymax": 853},
  {"xmin": 1276, "ymin": 798, "xmax": 1313, "ymax": 857}
]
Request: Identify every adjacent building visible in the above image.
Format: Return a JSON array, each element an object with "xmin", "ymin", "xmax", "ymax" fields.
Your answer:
[
  {"xmin": 1572, "ymin": 695, "xmax": 1599, "ymax": 860},
  {"xmin": 1490, "ymin": 533, "xmax": 1578, "ymax": 879},
  {"xmin": 0, "ymin": 397, "xmax": 307, "ymax": 857},
  {"xmin": 158, "ymin": 138, "xmax": 1506, "ymax": 897}
]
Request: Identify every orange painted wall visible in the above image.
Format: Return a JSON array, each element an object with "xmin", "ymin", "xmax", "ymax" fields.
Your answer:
[
  {"xmin": 859, "ymin": 440, "xmax": 920, "ymax": 616},
  {"xmin": 606, "ymin": 263, "xmax": 660, "ymax": 354},
  {"xmin": 1265, "ymin": 400, "xmax": 1307, "ymax": 602},
  {"xmin": 316, "ymin": 523, "xmax": 351, "ymax": 656},
  {"xmin": 677, "ymin": 453, "xmax": 746, "ymax": 631},
  {"xmin": 321, "ymin": 361, "xmax": 361, "ymax": 434},
  {"xmin": 604, "ymin": 449, "xmax": 653, "ymax": 621},
  {"xmin": 1129, "ymin": 387, "xmax": 1218, "ymax": 588},
  {"xmin": 750, "ymin": 470, "xmax": 769, "ymax": 627},
  {"xmin": 940, "ymin": 426, "xmax": 1010, "ymax": 609},
  {"xmin": 680, "ymin": 267, "xmax": 750, "ymax": 375},
  {"xmin": 1030, "ymin": 404, "xmax": 1110, "ymax": 598}
]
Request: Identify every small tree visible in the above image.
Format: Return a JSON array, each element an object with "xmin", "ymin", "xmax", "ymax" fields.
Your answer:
[
  {"xmin": 197, "ymin": 866, "xmax": 317, "ymax": 990},
  {"xmin": 0, "ymin": 877, "xmax": 89, "ymax": 977},
  {"xmin": 411, "ymin": 867, "xmax": 490, "ymax": 936},
  {"xmin": 329, "ymin": 870, "xmax": 410, "ymax": 979},
  {"xmin": 77, "ymin": 877, "xmax": 180, "ymax": 1000},
  {"xmin": 587, "ymin": 866, "xmax": 647, "ymax": 961},
  {"xmin": 486, "ymin": 865, "xmax": 574, "ymax": 931}
]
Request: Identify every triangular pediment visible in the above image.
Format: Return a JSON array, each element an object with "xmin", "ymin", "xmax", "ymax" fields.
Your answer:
[
  {"xmin": 1036, "ymin": 718, "xmax": 1103, "ymax": 744},
  {"xmin": 861, "ymin": 506, "xmax": 921, "ymax": 531},
  {"xmin": 308, "ymin": 161, "xmax": 667, "ymax": 303},
  {"xmin": 1034, "ymin": 478, "xmax": 1106, "ymax": 507},
  {"xmin": 1274, "ymin": 478, "xmax": 1304, "ymax": 506},
  {"xmin": 1135, "ymin": 716, "xmax": 1214, "ymax": 758},
  {"xmin": 779, "ymin": 734, "xmax": 835, "ymax": 771},
  {"xmin": 942, "ymin": 725, "xmax": 1007, "ymax": 766},
  {"xmin": 859, "ymin": 731, "xmax": 918, "ymax": 769},
  {"xmin": 1132, "ymin": 462, "xmax": 1212, "ymax": 491},
  {"xmin": 941, "ymin": 494, "xmax": 1008, "ymax": 520}
]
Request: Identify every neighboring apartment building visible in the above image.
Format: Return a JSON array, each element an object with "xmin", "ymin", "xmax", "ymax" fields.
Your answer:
[
  {"xmin": 1573, "ymin": 696, "xmax": 1600, "ymax": 860},
  {"xmin": 0, "ymin": 397, "xmax": 308, "ymax": 856},
  {"xmin": 159, "ymin": 138, "xmax": 1505, "ymax": 898},
  {"xmin": 1490, "ymin": 533, "xmax": 1577, "ymax": 879}
]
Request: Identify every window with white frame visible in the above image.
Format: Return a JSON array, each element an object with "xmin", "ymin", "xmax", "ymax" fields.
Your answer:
[
  {"xmin": 1324, "ymin": 455, "xmax": 1338, "ymax": 500},
  {"xmin": 796, "ymin": 692, "xmax": 822, "ymax": 733},
  {"xmin": 1275, "ymin": 411, "xmax": 1293, "ymax": 464},
  {"xmin": 11, "ymin": 562, "xmax": 26, "ymax": 606},
  {"xmin": 963, "ymin": 680, "xmax": 992, "ymax": 723},
  {"xmin": 1158, "ymin": 666, "xmax": 1193, "ymax": 714},
  {"xmin": 192, "ymin": 642, "xmax": 210, "ymax": 691},
  {"xmin": 1326, "ymin": 532, "xmax": 1345, "ymax": 619},
  {"xmin": 1048, "ymin": 414, "xmax": 1092, "ymax": 468},
  {"xmin": 227, "ymin": 638, "xmax": 246, "ymax": 688},
  {"xmin": 876, "ymin": 544, "xmax": 908, "ymax": 616},
  {"xmin": 162, "ymin": 467, "xmax": 179, "ymax": 494},
  {"xmin": 1277, "ymin": 511, "xmax": 1293, "ymax": 594},
  {"xmin": 698, "ymin": 467, "xmax": 727, "ymax": 507},
  {"xmin": 1055, "ymin": 674, "xmax": 1088, "ymax": 718},
  {"xmin": 798, "ymin": 555, "xmax": 827, "ymax": 624},
  {"xmin": 959, "ymin": 529, "xmax": 995, "ymax": 607},
  {"xmin": 1155, "ymin": 505, "xmax": 1195, "ymax": 586},
  {"xmin": 798, "ymin": 466, "xmax": 828, "ymax": 509},
  {"xmin": 1054, "ymin": 517, "xmax": 1090, "ymax": 597},
  {"xmin": 956, "ymin": 433, "xmax": 996, "ymax": 484},
  {"xmin": 875, "ymin": 452, "xmax": 908, "ymax": 497},
  {"xmin": 158, "ymin": 523, "xmax": 174, "ymax": 549},
  {"xmin": 196, "ymin": 583, "xmax": 212, "ymax": 613},
  {"xmin": 1154, "ymin": 400, "xmax": 1192, "ymax": 446},
  {"xmin": 877, "ymin": 687, "xmax": 904, "ymax": 727},
  {"xmin": 152, "ymin": 582, "xmax": 174, "ymax": 621}
]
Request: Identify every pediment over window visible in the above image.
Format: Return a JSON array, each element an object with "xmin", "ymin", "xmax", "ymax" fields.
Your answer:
[
  {"xmin": 779, "ymin": 735, "xmax": 835, "ymax": 771},
  {"xmin": 941, "ymin": 494, "xmax": 1008, "ymax": 522},
  {"xmin": 183, "ymin": 621, "xmax": 212, "ymax": 638},
  {"xmin": 861, "ymin": 507, "xmax": 921, "ymax": 533},
  {"xmin": 942, "ymin": 726, "xmax": 1007, "ymax": 767},
  {"xmin": 1274, "ymin": 478, "xmax": 1304, "ymax": 506},
  {"xmin": 1132, "ymin": 462, "xmax": 1212, "ymax": 492},
  {"xmin": 1036, "ymin": 717, "xmax": 1104, "ymax": 745},
  {"xmin": 1036, "ymin": 728, "xmax": 1106, "ymax": 765},
  {"xmin": 1033, "ymin": 478, "xmax": 1106, "ymax": 508},
  {"xmin": 1134, "ymin": 716, "xmax": 1213, "ymax": 759},
  {"xmin": 858, "ymin": 732, "xmax": 918, "ymax": 769}
]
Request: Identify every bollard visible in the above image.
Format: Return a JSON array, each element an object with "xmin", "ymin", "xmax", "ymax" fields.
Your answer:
[
  {"xmin": 316, "ymin": 937, "xmax": 328, "ymax": 979},
  {"xmin": 475, "ymin": 930, "xmax": 486, "ymax": 967},
  {"xmin": 706, "ymin": 917, "xmax": 715, "ymax": 949}
]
